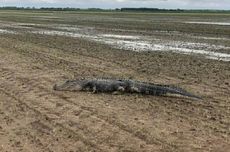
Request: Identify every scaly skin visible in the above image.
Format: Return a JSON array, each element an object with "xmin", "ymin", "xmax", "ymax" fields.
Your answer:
[
  {"xmin": 53, "ymin": 78, "xmax": 127, "ymax": 93},
  {"xmin": 54, "ymin": 78, "xmax": 201, "ymax": 99},
  {"xmin": 124, "ymin": 80, "xmax": 201, "ymax": 99}
]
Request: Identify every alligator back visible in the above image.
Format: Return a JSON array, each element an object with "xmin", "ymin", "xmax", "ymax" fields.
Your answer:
[
  {"xmin": 54, "ymin": 78, "xmax": 127, "ymax": 93},
  {"xmin": 84, "ymin": 79, "xmax": 127, "ymax": 93}
]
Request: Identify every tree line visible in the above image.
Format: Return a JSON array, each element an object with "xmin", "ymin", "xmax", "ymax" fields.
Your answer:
[{"xmin": 0, "ymin": 7, "xmax": 229, "ymax": 13}]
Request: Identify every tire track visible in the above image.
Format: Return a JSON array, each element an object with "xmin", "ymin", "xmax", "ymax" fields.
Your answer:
[
  {"xmin": 0, "ymin": 90, "xmax": 94, "ymax": 152},
  {"xmin": 0, "ymin": 79, "xmax": 105, "ymax": 152},
  {"xmin": 0, "ymin": 91, "xmax": 53, "ymax": 152}
]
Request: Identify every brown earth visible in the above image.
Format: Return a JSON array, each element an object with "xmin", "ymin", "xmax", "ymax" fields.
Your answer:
[{"xmin": 0, "ymin": 11, "xmax": 230, "ymax": 152}]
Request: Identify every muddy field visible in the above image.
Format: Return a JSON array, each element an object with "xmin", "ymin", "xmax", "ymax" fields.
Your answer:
[{"xmin": 0, "ymin": 10, "xmax": 230, "ymax": 152}]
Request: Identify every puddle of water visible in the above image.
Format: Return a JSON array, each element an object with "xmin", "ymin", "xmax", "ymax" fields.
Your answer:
[
  {"xmin": 24, "ymin": 24, "xmax": 230, "ymax": 61},
  {"xmin": 193, "ymin": 36, "xmax": 230, "ymax": 41},
  {"xmin": 0, "ymin": 29, "xmax": 16, "ymax": 34},
  {"xmin": 11, "ymin": 23, "xmax": 42, "ymax": 29},
  {"xmin": 30, "ymin": 27, "xmax": 230, "ymax": 62},
  {"xmin": 31, "ymin": 30, "xmax": 87, "ymax": 38},
  {"xmin": 167, "ymin": 46, "xmax": 230, "ymax": 62},
  {"xmin": 96, "ymin": 38, "xmax": 230, "ymax": 61},
  {"xmin": 0, "ymin": 22, "xmax": 35, "ymax": 29},
  {"xmin": 3, "ymin": 21, "xmax": 229, "ymax": 42},
  {"xmin": 56, "ymin": 26, "xmax": 82, "ymax": 31},
  {"xmin": 15, "ymin": 23, "xmax": 40, "ymax": 26},
  {"xmin": 185, "ymin": 22, "xmax": 230, "ymax": 26},
  {"xmin": 101, "ymin": 34, "xmax": 140, "ymax": 40},
  {"xmin": 170, "ymin": 41, "xmax": 229, "ymax": 50}
]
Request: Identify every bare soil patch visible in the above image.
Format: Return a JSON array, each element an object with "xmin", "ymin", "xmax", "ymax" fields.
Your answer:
[{"xmin": 0, "ymin": 11, "xmax": 229, "ymax": 152}]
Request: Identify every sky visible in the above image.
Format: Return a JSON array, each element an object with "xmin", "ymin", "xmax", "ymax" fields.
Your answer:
[{"xmin": 0, "ymin": 0, "xmax": 230, "ymax": 10}]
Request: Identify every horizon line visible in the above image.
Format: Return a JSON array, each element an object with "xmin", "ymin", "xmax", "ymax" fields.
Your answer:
[{"xmin": 0, "ymin": 6, "xmax": 230, "ymax": 11}]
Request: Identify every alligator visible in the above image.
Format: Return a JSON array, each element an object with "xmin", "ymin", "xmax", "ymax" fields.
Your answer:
[{"xmin": 53, "ymin": 78, "xmax": 201, "ymax": 99}]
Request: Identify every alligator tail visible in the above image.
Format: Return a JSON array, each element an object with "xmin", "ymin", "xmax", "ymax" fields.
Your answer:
[{"xmin": 164, "ymin": 86, "xmax": 202, "ymax": 100}]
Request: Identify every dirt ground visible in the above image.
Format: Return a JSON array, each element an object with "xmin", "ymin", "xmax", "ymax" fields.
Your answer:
[{"xmin": 0, "ymin": 11, "xmax": 230, "ymax": 152}]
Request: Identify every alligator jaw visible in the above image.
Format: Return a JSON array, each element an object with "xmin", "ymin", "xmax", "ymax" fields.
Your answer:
[{"xmin": 53, "ymin": 83, "xmax": 83, "ymax": 91}]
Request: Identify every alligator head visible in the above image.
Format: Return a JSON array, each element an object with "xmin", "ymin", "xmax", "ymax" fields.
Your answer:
[{"xmin": 53, "ymin": 79, "xmax": 85, "ymax": 91}]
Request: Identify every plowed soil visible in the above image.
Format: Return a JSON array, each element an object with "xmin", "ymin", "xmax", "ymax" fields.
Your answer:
[{"xmin": 0, "ymin": 11, "xmax": 230, "ymax": 152}]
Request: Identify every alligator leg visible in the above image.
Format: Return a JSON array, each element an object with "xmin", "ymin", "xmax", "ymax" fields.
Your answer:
[
  {"xmin": 92, "ymin": 86, "xmax": 97, "ymax": 93},
  {"xmin": 112, "ymin": 91, "xmax": 122, "ymax": 95},
  {"xmin": 130, "ymin": 86, "xmax": 140, "ymax": 93},
  {"xmin": 112, "ymin": 86, "xmax": 125, "ymax": 95},
  {"xmin": 117, "ymin": 86, "xmax": 125, "ymax": 92}
]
